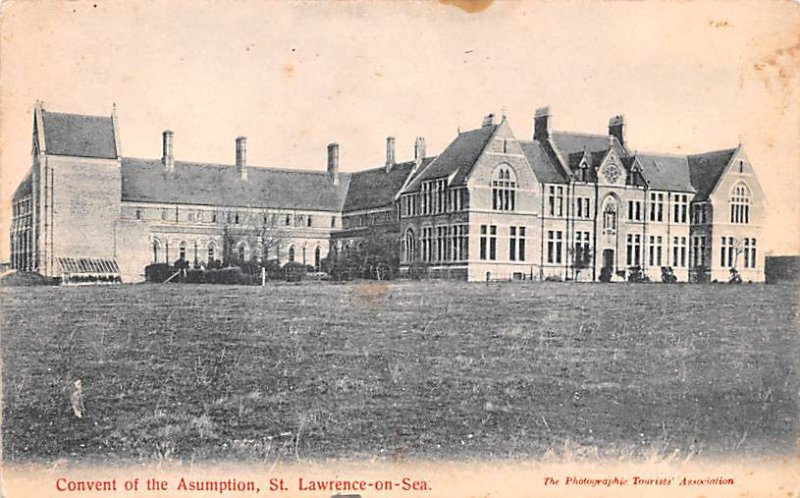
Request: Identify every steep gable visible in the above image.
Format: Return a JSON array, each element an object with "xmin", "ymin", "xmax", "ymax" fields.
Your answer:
[
  {"xmin": 41, "ymin": 111, "xmax": 118, "ymax": 159},
  {"xmin": 343, "ymin": 160, "xmax": 421, "ymax": 212},
  {"xmin": 519, "ymin": 140, "xmax": 568, "ymax": 184},
  {"xmin": 687, "ymin": 148, "xmax": 737, "ymax": 201},
  {"xmin": 635, "ymin": 153, "xmax": 695, "ymax": 192}
]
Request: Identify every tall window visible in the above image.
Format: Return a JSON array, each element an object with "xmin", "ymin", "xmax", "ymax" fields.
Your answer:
[
  {"xmin": 288, "ymin": 245, "xmax": 295, "ymax": 262},
  {"xmin": 548, "ymin": 186, "xmax": 565, "ymax": 217},
  {"xmin": 743, "ymin": 238, "xmax": 757, "ymax": 269},
  {"xmin": 648, "ymin": 235, "xmax": 663, "ymax": 267},
  {"xmin": 673, "ymin": 236, "xmax": 687, "ymax": 267},
  {"xmin": 547, "ymin": 230, "xmax": 563, "ymax": 264},
  {"xmin": 314, "ymin": 247, "xmax": 321, "ymax": 270},
  {"xmin": 492, "ymin": 167, "xmax": 516, "ymax": 211},
  {"xmin": 603, "ymin": 199, "xmax": 618, "ymax": 233},
  {"xmin": 404, "ymin": 229, "xmax": 416, "ymax": 262},
  {"xmin": 649, "ymin": 192, "xmax": 664, "ymax": 222},
  {"xmin": 574, "ymin": 231, "xmax": 591, "ymax": 266},
  {"xmin": 673, "ymin": 194, "xmax": 688, "ymax": 223},
  {"xmin": 628, "ymin": 200, "xmax": 642, "ymax": 221},
  {"xmin": 626, "ymin": 234, "xmax": 642, "ymax": 266},
  {"xmin": 152, "ymin": 240, "xmax": 160, "ymax": 263},
  {"xmin": 479, "ymin": 225, "xmax": 497, "ymax": 260},
  {"xmin": 692, "ymin": 236, "xmax": 706, "ymax": 267},
  {"xmin": 509, "ymin": 226, "xmax": 526, "ymax": 261},
  {"xmin": 237, "ymin": 242, "xmax": 248, "ymax": 261},
  {"xmin": 730, "ymin": 183, "xmax": 751, "ymax": 224},
  {"xmin": 207, "ymin": 242, "xmax": 216, "ymax": 263},
  {"xmin": 692, "ymin": 204, "xmax": 708, "ymax": 224},
  {"xmin": 421, "ymin": 227, "xmax": 433, "ymax": 262},
  {"xmin": 437, "ymin": 226, "xmax": 447, "ymax": 262},
  {"xmin": 178, "ymin": 241, "xmax": 187, "ymax": 261},
  {"xmin": 575, "ymin": 197, "xmax": 591, "ymax": 219},
  {"xmin": 450, "ymin": 225, "xmax": 468, "ymax": 261}
]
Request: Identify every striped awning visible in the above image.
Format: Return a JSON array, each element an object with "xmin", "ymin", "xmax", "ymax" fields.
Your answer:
[{"xmin": 58, "ymin": 257, "xmax": 120, "ymax": 275}]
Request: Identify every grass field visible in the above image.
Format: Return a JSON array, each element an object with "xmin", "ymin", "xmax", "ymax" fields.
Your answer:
[{"xmin": 1, "ymin": 281, "xmax": 797, "ymax": 464}]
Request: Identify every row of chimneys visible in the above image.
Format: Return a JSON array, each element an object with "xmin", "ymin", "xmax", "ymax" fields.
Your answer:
[
  {"xmin": 532, "ymin": 107, "xmax": 626, "ymax": 146},
  {"xmin": 161, "ymin": 131, "xmax": 427, "ymax": 183}
]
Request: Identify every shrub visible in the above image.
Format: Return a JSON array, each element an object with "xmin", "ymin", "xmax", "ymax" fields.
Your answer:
[
  {"xmin": 283, "ymin": 262, "xmax": 307, "ymax": 282},
  {"xmin": 661, "ymin": 266, "xmax": 678, "ymax": 283},
  {"xmin": 599, "ymin": 267, "xmax": 613, "ymax": 283},
  {"xmin": 145, "ymin": 264, "xmax": 176, "ymax": 283},
  {"xmin": 627, "ymin": 266, "xmax": 649, "ymax": 283}
]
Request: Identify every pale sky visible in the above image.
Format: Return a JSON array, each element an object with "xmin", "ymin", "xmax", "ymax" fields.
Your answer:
[{"xmin": 1, "ymin": 0, "xmax": 798, "ymax": 259}]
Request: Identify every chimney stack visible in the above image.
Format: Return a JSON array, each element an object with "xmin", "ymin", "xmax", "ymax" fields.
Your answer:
[
  {"xmin": 327, "ymin": 143, "xmax": 339, "ymax": 185},
  {"xmin": 482, "ymin": 113, "xmax": 495, "ymax": 127},
  {"xmin": 236, "ymin": 136, "xmax": 247, "ymax": 180},
  {"xmin": 414, "ymin": 136, "xmax": 426, "ymax": 164},
  {"xmin": 608, "ymin": 115, "xmax": 625, "ymax": 147},
  {"xmin": 533, "ymin": 106, "xmax": 551, "ymax": 141},
  {"xmin": 162, "ymin": 130, "xmax": 174, "ymax": 172},
  {"xmin": 385, "ymin": 136, "xmax": 396, "ymax": 172}
]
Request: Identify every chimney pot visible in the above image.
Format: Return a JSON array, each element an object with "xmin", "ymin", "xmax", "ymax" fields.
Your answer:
[
  {"xmin": 327, "ymin": 143, "xmax": 339, "ymax": 185},
  {"xmin": 482, "ymin": 113, "xmax": 495, "ymax": 127},
  {"xmin": 385, "ymin": 136, "xmax": 396, "ymax": 172},
  {"xmin": 162, "ymin": 130, "xmax": 175, "ymax": 172}
]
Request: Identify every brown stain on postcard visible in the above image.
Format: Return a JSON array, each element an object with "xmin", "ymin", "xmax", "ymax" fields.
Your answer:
[{"xmin": 439, "ymin": 0, "xmax": 493, "ymax": 14}]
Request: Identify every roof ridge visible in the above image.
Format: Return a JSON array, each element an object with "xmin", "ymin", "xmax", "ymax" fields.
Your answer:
[
  {"xmin": 42, "ymin": 110, "xmax": 111, "ymax": 120},
  {"xmin": 687, "ymin": 147, "xmax": 737, "ymax": 158},
  {"xmin": 124, "ymin": 157, "xmax": 339, "ymax": 176},
  {"xmin": 635, "ymin": 151, "xmax": 689, "ymax": 159},
  {"xmin": 551, "ymin": 130, "xmax": 609, "ymax": 139}
]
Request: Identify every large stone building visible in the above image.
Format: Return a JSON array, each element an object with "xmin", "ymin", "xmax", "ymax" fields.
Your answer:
[{"xmin": 10, "ymin": 101, "xmax": 766, "ymax": 283}]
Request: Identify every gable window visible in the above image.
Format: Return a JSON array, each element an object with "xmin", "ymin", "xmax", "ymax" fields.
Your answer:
[
  {"xmin": 730, "ymin": 183, "xmax": 750, "ymax": 224},
  {"xmin": 649, "ymin": 192, "xmax": 664, "ymax": 222},
  {"xmin": 492, "ymin": 167, "xmax": 516, "ymax": 211}
]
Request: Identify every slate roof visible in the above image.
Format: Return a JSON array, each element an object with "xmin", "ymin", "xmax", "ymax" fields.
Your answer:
[
  {"xmin": 519, "ymin": 140, "xmax": 568, "ymax": 184},
  {"xmin": 41, "ymin": 111, "xmax": 117, "ymax": 159},
  {"xmin": 13, "ymin": 171, "xmax": 33, "ymax": 200},
  {"xmin": 403, "ymin": 125, "xmax": 497, "ymax": 192},
  {"xmin": 633, "ymin": 153, "xmax": 695, "ymax": 193},
  {"xmin": 343, "ymin": 158, "xmax": 434, "ymax": 212},
  {"xmin": 687, "ymin": 148, "xmax": 736, "ymax": 201},
  {"xmin": 121, "ymin": 158, "xmax": 350, "ymax": 211},
  {"xmin": 550, "ymin": 132, "xmax": 627, "ymax": 159}
]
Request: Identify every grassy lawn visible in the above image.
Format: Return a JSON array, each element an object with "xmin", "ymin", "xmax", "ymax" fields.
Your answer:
[{"xmin": 1, "ymin": 281, "xmax": 796, "ymax": 464}]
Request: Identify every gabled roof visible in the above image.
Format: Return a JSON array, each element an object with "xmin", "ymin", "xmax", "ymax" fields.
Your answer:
[
  {"xmin": 343, "ymin": 160, "xmax": 424, "ymax": 212},
  {"xmin": 121, "ymin": 158, "xmax": 350, "ymax": 211},
  {"xmin": 634, "ymin": 153, "xmax": 695, "ymax": 192},
  {"xmin": 519, "ymin": 140, "xmax": 568, "ymax": 184},
  {"xmin": 403, "ymin": 125, "xmax": 497, "ymax": 192},
  {"xmin": 550, "ymin": 132, "xmax": 627, "ymax": 159},
  {"xmin": 687, "ymin": 148, "xmax": 737, "ymax": 201},
  {"xmin": 41, "ymin": 111, "xmax": 118, "ymax": 159},
  {"xmin": 13, "ymin": 171, "xmax": 33, "ymax": 200}
]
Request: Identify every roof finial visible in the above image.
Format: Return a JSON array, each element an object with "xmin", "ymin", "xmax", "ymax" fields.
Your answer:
[{"xmin": 501, "ymin": 106, "xmax": 507, "ymax": 119}]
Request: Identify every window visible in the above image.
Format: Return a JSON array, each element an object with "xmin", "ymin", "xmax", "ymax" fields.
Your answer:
[
  {"xmin": 161, "ymin": 208, "xmax": 168, "ymax": 221},
  {"xmin": 673, "ymin": 236, "xmax": 687, "ymax": 267},
  {"xmin": 744, "ymin": 238, "xmax": 757, "ymax": 269},
  {"xmin": 692, "ymin": 236, "xmax": 706, "ymax": 267},
  {"xmin": 575, "ymin": 197, "xmax": 591, "ymax": 219},
  {"xmin": 331, "ymin": 216, "xmax": 336, "ymax": 228},
  {"xmin": 448, "ymin": 188, "xmax": 463, "ymax": 212},
  {"xmin": 307, "ymin": 216, "xmax": 312, "ymax": 227},
  {"xmin": 152, "ymin": 240, "xmax": 160, "ymax": 263},
  {"xmin": 628, "ymin": 200, "xmax": 642, "ymax": 221},
  {"xmin": 404, "ymin": 229, "xmax": 416, "ymax": 262},
  {"xmin": 547, "ymin": 230, "xmax": 563, "ymax": 264},
  {"xmin": 197, "ymin": 210, "xmax": 204, "ymax": 222},
  {"xmin": 649, "ymin": 192, "xmax": 664, "ymax": 222},
  {"xmin": 626, "ymin": 234, "xmax": 642, "ymax": 266},
  {"xmin": 547, "ymin": 186, "xmax": 564, "ymax": 217},
  {"xmin": 288, "ymin": 246, "xmax": 295, "ymax": 262},
  {"xmin": 211, "ymin": 212, "xmax": 218, "ymax": 223},
  {"xmin": 178, "ymin": 241, "xmax": 187, "ymax": 261},
  {"xmin": 574, "ymin": 231, "xmax": 591, "ymax": 266},
  {"xmin": 237, "ymin": 242, "xmax": 248, "ymax": 262},
  {"xmin": 509, "ymin": 226, "xmax": 526, "ymax": 261},
  {"xmin": 401, "ymin": 195, "xmax": 417, "ymax": 217},
  {"xmin": 314, "ymin": 247, "xmax": 321, "ymax": 270},
  {"xmin": 603, "ymin": 200, "xmax": 618, "ymax": 233},
  {"xmin": 188, "ymin": 211, "xmax": 195, "ymax": 222},
  {"xmin": 492, "ymin": 167, "xmax": 516, "ymax": 211},
  {"xmin": 135, "ymin": 208, "xmax": 142, "ymax": 220},
  {"xmin": 479, "ymin": 225, "xmax": 497, "ymax": 261},
  {"xmin": 648, "ymin": 235, "xmax": 663, "ymax": 267},
  {"xmin": 421, "ymin": 227, "xmax": 433, "ymax": 262},
  {"xmin": 692, "ymin": 204, "xmax": 707, "ymax": 224},
  {"xmin": 450, "ymin": 225, "xmax": 468, "ymax": 261},
  {"xmin": 730, "ymin": 183, "xmax": 751, "ymax": 224},
  {"xmin": 285, "ymin": 215, "xmax": 291, "ymax": 226},
  {"xmin": 207, "ymin": 242, "xmax": 216, "ymax": 263},
  {"xmin": 437, "ymin": 226, "xmax": 447, "ymax": 262},
  {"xmin": 673, "ymin": 194, "xmax": 688, "ymax": 223}
]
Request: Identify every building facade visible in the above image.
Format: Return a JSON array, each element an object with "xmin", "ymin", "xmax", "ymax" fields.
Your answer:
[{"xmin": 10, "ymin": 101, "xmax": 766, "ymax": 283}]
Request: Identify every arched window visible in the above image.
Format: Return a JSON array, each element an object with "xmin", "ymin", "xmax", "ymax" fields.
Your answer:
[
  {"xmin": 178, "ymin": 241, "xmax": 187, "ymax": 261},
  {"xmin": 603, "ymin": 198, "xmax": 618, "ymax": 233},
  {"xmin": 314, "ymin": 246, "xmax": 321, "ymax": 270},
  {"xmin": 288, "ymin": 245, "xmax": 295, "ymax": 262},
  {"xmin": 152, "ymin": 240, "xmax": 161, "ymax": 263},
  {"xmin": 730, "ymin": 183, "xmax": 751, "ymax": 224},
  {"xmin": 237, "ymin": 241, "xmax": 248, "ymax": 261},
  {"xmin": 302, "ymin": 246, "xmax": 307, "ymax": 265},
  {"xmin": 492, "ymin": 166, "xmax": 517, "ymax": 211},
  {"xmin": 404, "ymin": 229, "xmax": 416, "ymax": 262},
  {"xmin": 207, "ymin": 242, "xmax": 217, "ymax": 263}
]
